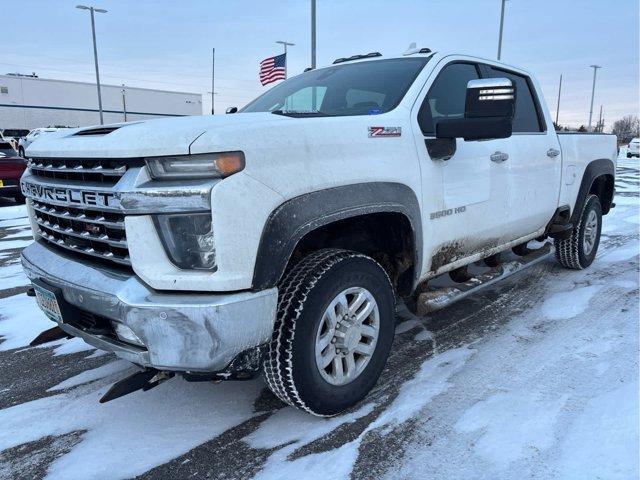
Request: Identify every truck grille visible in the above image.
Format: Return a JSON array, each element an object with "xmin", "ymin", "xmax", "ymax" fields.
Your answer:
[
  {"xmin": 28, "ymin": 157, "xmax": 141, "ymax": 185},
  {"xmin": 31, "ymin": 199, "xmax": 131, "ymax": 267}
]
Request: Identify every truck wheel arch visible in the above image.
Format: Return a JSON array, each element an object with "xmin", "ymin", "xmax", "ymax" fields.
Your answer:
[
  {"xmin": 252, "ymin": 182, "xmax": 423, "ymax": 295},
  {"xmin": 572, "ymin": 158, "xmax": 615, "ymax": 222}
]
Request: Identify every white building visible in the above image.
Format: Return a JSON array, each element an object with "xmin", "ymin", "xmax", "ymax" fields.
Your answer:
[{"xmin": 0, "ymin": 74, "xmax": 203, "ymax": 130}]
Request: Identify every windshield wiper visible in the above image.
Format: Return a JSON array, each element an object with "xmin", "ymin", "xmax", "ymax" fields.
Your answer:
[{"xmin": 270, "ymin": 110, "xmax": 332, "ymax": 118}]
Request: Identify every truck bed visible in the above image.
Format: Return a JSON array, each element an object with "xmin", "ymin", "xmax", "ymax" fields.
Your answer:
[{"xmin": 557, "ymin": 133, "xmax": 617, "ymax": 215}]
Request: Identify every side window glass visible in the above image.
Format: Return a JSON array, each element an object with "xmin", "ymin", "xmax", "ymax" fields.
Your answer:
[
  {"xmin": 485, "ymin": 67, "xmax": 543, "ymax": 132},
  {"xmin": 419, "ymin": 63, "xmax": 480, "ymax": 135}
]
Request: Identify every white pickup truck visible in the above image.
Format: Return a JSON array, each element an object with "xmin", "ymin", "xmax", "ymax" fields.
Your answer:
[{"xmin": 20, "ymin": 50, "xmax": 617, "ymax": 415}]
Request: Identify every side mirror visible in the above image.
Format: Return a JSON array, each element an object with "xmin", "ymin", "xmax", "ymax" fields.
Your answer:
[
  {"xmin": 436, "ymin": 78, "xmax": 515, "ymax": 141},
  {"xmin": 226, "ymin": 107, "xmax": 238, "ymax": 114}
]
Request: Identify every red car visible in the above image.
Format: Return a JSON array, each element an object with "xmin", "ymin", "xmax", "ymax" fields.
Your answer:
[{"xmin": 0, "ymin": 141, "xmax": 27, "ymax": 203}]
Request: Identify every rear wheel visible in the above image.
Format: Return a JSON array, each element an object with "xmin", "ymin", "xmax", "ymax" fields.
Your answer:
[
  {"xmin": 263, "ymin": 249, "xmax": 395, "ymax": 416},
  {"xmin": 555, "ymin": 194, "xmax": 602, "ymax": 269}
]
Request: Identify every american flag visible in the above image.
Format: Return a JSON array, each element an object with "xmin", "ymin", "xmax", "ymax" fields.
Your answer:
[{"xmin": 259, "ymin": 53, "xmax": 286, "ymax": 86}]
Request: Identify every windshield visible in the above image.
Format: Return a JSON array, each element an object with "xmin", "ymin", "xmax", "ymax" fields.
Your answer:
[{"xmin": 242, "ymin": 57, "xmax": 429, "ymax": 117}]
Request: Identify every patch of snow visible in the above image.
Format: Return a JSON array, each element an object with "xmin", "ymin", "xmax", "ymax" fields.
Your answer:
[
  {"xmin": 248, "ymin": 348, "xmax": 472, "ymax": 479},
  {"xmin": 541, "ymin": 285, "xmax": 601, "ymax": 320},
  {"xmin": 0, "ymin": 293, "xmax": 52, "ymax": 351},
  {"xmin": 557, "ymin": 381, "xmax": 639, "ymax": 480},
  {"xmin": 0, "ymin": 377, "xmax": 262, "ymax": 480},
  {"xmin": 414, "ymin": 329, "xmax": 434, "ymax": 342},
  {"xmin": 0, "ymin": 227, "xmax": 32, "ymax": 240},
  {"xmin": 600, "ymin": 243, "xmax": 639, "ymax": 263},
  {"xmin": 395, "ymin": 318, "xmax": 423, "ymax": 334},
  {"xmin": 0, "ymin": 262, "xmax": 30, "ymax": 290},
  {"xmin": 52, "ymin": 338, "xmax": 96, "ymax": 356},
  {"xmin": 48, "ymin": 360, "xmax": 132, "ymax": 391},
  {"xmin": 0, "ymin": 238, "xmax": 32, "ymax": 251},
  {"xmin": 455, "ymin": 392, "xmax": 568, "ymax": 468},
  {"xmin": 85, "ymin": 349, "xmax": 109, "ymax": 359},
  {"xmin": 0, "ymin": 204, "xmax": 27, "ymax": 221},
  {"xmin": 368, "ymin": 347, "xmax": 472, "ymax": 433},
  {"xmin": 247, "ymin": 403, "xmax": 374, "ymax": 480}
]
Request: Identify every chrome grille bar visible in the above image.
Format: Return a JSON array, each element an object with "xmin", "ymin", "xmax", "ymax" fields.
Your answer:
[
  {"xmin": 29, "ymin": 163, "xmax": 126, "ymax": 176},
  {"xmin": 30, "ymin": 197, "xmax": 131, "ymax": 268},
  {"xmin": 38, "ymin": 229, "xmax": 131, "ymax": 266},
  {"xmin": 27, "ymin": 157, "xmax": 141, "ymax": 185},
  {"xmin": 35, "ymin": 218, "xmax": 127, "ymax": 248},
  {"xmin": 31, "ymin": 201, "xmax": 125, "ymax": 230}
]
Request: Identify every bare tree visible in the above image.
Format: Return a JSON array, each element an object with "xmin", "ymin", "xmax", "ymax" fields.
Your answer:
[{"xmin": 611, "ymin": 115, "xmax": 640, "ymax": 144}]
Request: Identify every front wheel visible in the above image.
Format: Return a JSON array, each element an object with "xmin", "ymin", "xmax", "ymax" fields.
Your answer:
[
  {"xmin": 555, "ymin": 194, "xmax": 602, "ymax": 269},
  {"xmin": 263, "ymin": 249, "xmax": 395, "ymax": 416},
  {"xmin": 18, "ymin": 147, "xmax": 25, "ymax": 157}
]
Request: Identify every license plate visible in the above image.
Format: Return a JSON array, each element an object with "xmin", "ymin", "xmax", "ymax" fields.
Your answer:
[{"xmin": 34, "ymin": 284, "xmax": 63, "ymax": 323}]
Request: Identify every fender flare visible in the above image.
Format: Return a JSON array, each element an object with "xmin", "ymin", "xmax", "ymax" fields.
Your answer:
[
  {"xmin": 252, "ymin": 182, "xmax": 423, "ymax": 290},
  {"xmin": 571, "ymin": 158, "xmax": 615, "ymax": 223}
]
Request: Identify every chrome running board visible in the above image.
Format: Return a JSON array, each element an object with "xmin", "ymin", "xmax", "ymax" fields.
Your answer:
[{"xmin": 416, "ymin": 243, "xmax": 553, "ymax": 315}]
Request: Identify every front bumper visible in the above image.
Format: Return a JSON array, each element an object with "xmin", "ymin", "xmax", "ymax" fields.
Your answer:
[{"xmin": 21, "ymin": 241, "xmax": 277, "ymax": 372}]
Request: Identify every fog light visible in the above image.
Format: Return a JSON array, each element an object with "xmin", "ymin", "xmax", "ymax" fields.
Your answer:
[
  {"xmin": 154, "ymin": 213, "xmax": 216, "ymax": 270},
  {"xmin": 113, "ymin": 322, "xmax": 144, "ymax": 347}
]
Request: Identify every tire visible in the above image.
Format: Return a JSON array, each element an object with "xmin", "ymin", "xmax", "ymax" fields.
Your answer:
[
  {"xmin": 555, "ymin": 194, "xmax": 602, "ymax": 269},
  {"xmin": 263, "ymin": 249, "xmax": 395, "ymax": 416},
  {"xmin": 627, "ymin": 153, "xmax": 632, "ymax": 158},
  {"xmin": 13, "ymin": 192, "xmax": 26, "ymax": 204},
  {"xmin": 18, "ymin": 147, "xmax": 25, "ymax": 158}
]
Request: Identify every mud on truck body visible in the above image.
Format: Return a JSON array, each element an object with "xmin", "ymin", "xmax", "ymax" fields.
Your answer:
[{"xmin": 20, "ymin": 50, "xmax": 616, "ymax": 415}]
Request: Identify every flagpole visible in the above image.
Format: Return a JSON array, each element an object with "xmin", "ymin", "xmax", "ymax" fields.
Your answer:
[{"xmin": 276, "ymin": 40, "xmax": 295, "ymax": 78}]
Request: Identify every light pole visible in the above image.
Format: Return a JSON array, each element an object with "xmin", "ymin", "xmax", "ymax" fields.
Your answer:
[
  {"xmin": 76, "ymin": 5, "xmax": 107, "ymax": 125},
  {"xmin": 497, "ymin": 0, "xmax": 508, "ymax": 61},
  {"xmin": 211, "ymin": 48, "xmax": 215, "ymax": 114},
  {"xmin": 311, "ymin": 0, "xmax": 316, "ymax": 69},
  {"xmin": 555, "ymin": 74, "xmax": 563, "ymax": 126},
  {"xmin": 121, "ymin": 84, "xmax": 127, "ymax": 122},
  {"xmin": 276, "ymin": 40, "xmax": 295, "ymax": 78},
  {"xmin": 207, "ymin": 91, "xmax": 218, "ymax": 115},
  {"xmin": 587, "ymin": 65, "xmax": 602, "ymax": 132}
]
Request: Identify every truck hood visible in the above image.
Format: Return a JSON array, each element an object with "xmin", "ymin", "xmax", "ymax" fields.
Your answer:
[{"xmin": 24, "ymin": 113, "xmax": 290, "ymax": 159}]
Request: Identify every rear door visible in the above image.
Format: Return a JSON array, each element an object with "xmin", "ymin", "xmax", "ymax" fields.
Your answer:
[{"xmin": 479, "ymin": 64, "xmax": 562, "ymax": 237}]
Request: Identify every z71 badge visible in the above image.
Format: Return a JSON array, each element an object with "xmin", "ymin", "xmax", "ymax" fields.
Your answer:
[{"xmin": 368, "ymin": 126, "xmax": 402, "ymax": 138}]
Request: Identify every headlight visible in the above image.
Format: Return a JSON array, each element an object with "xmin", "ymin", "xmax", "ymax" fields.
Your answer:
[
  {"xmin": 154, "ymin": 213, "xmax": 216, "ymax": 270},
  {"xmin": 146, "ymin": 152, "xmax": 245, "ymax": 180}
]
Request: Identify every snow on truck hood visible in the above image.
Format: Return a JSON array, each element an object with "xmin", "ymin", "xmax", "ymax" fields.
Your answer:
[{"xmin": 24, "ymin": 112, "xmax": 289, "ymax": 159}]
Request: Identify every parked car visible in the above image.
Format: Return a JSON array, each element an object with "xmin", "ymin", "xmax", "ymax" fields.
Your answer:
[
  {"xmin": 20, "ymin": 50, "xmax": 617, "ymax": 415},
  {"xmin": 0, "ymin": 142, "xmax": 27, "ymax": 203},
  {"xmin": 17, "ymin": 128, "xmax": 62, "ymax": 157},
  {"xmin": 1, "ymin": 129, "xmax": 30, "ymax": 151},
  {"xmin": 627, "ymin": 138, "xmax": 640, "ymax": 158}
]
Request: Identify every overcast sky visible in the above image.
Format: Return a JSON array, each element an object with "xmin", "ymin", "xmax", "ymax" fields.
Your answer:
[{"xmin": 5, "ymin": 0, "xmax": 639, "ymax": 128}]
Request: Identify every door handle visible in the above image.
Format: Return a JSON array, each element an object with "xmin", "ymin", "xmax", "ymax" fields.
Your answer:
[
  {"xmin": 547, "ymin": 148, "xmax": 560, "ymax": 158},
  {"xmin": 490, "ymin": 151, "xmax": 509, "ymax": 162}
]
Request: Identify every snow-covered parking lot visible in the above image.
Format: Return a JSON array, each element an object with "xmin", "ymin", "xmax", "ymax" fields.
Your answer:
[{"xmin": 0, "ymin": 157, "xmax": 638, "ymax": 480}]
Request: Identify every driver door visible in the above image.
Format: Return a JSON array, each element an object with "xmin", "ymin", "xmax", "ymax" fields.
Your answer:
[{"xmin": 413, "ymin": 61, "xmax": 509, "ymax": 275}]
